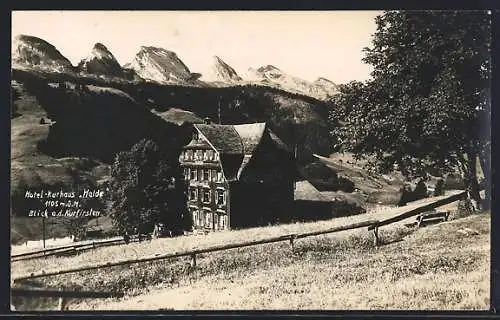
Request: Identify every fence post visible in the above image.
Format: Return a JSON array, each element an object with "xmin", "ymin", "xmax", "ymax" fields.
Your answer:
[
  {"xmin": 58, "ymin": 290, "xmax": 67, "ymax": 311},
  {"xmin": 190, "ymin": 253, "xmax": 197, "ymax": 268},
  {"xmin": 289, "ymin": 234, "xmax": 296, "ymax": 252},
  {"xmin": 372, "ymin": 227, "xmax": 380, "ymax": 247}
]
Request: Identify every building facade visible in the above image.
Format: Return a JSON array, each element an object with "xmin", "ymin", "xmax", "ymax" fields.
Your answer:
[{"xmin": 179, "ymin": 122, "xmax": 295, "ymax": 232}]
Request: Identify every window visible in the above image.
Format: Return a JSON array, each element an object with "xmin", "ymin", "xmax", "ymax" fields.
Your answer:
[
  {"xmin": 196, "ymin": 150, "xmax": 203, "ymax": 161},
  {"xmin": 204, "ymin": 210, "xmax": 212, "ymax": 228},
  {"xmin": 211, "ymin": 169, "xmax": 217, "ymax": 182},
  {"xmin": 189, "ymin": 187, "xmax": 197, "ymax": 200},
  {"xmin": 217, "ymin": 170, "xmax": 223, "ymax": 182},
  {"xmin": 214, "ymin": 152, "xmax": 219, "ymax": 161},
  {"xmin": 199, "ymin": 211, "xmax": 205, "ymax": 227},
  {"xmin": 203, "ymin": 169, "xmax": 210, "ymax": 181},
  {"xmin": 202, "ymin": 188, "xmax": 211, "ymax": 203},
  {"xmin": 216, "ymin": 189, "xmax": 225, "ymax": 205},
  {"xmin": 192, "ymin": 211, "xmax": 198, "ymax": 227},
  {"xmin": 206, "ymin": 150, "xmax": 213, "ymax": 161},
  {"xmin": 219, "ymin": 214, "xmax": 227, "ymax": 230},
  {"xmin": 184, "ymin": 168, "xmax": 189, "ymax": 180},
  {"xmin": 198, "ymin": 169, "xmax": 203, "ymax": 181},
  {"xmin": 190, "ymin": 168, "xmax": 197, "ymax": 180}
]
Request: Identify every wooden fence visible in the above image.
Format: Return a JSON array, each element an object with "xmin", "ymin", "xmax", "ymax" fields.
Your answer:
[
  {"xmin": 11, "ymin": 235, "xmax": 149, "ymax": 262},
  {"xmin": 368, "ymin": 191, "xmax": 467, "ymax": 245},
  {"xmin": 12, "ymin": 219, "xmax": 378, "ymax": 282},
  {"xmin": 11, "ymin": 190, "xmax": 469, "ymax": 312},
  {"xmin": 12, "ymin": 191, "xmax": 469, "ymax": 282}
]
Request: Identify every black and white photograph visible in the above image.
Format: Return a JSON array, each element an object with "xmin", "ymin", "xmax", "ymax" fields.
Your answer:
[{"xmin": 10, "ymin": 10, "xmax": 491, "ymax": 311}]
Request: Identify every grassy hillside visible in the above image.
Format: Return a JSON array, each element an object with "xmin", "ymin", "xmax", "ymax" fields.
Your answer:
[
  {"xmin": 309, "ymin": 154, "xmax": 404, "ymax": 205},
  {"xmin": 10, "ymin": 70, "xmax": 192, "ymax": 243},
  {"xmin": 11, "ymin": 204, "xmax": 489, "ymax": 311},
  {"xmin": 101, "ymin": 213, "xmax": 487, "ymax": 311},
  {"xmin": 12, "ymin": 68, "xmax": 335, "ymax": 161}
]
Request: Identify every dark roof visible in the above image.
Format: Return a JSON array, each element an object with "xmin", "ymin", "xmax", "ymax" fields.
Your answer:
[
  {"xmin": 194, "ymin": 124, "xmax": 243, "ymax": 154},
  {"xmin": 193, "ymin": 122, "xmax": 289, "ymax": 181}
]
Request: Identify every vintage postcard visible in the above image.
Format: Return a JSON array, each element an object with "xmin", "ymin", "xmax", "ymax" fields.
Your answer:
[{"xmin": 10, "ymin": 10, "xmax": 491, "ymax": 311}]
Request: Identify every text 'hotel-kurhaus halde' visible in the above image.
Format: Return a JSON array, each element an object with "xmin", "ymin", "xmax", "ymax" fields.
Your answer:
[{"xmin": 179, "ymin": 122, "xmax": 296, "ymax": 232}]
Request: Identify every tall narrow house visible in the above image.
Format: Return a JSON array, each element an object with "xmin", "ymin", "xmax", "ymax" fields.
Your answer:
[{"xmin": 179, "ymin": 122, "xmax": 295, "ymax": 231}]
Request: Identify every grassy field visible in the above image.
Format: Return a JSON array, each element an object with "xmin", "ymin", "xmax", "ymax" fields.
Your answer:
[
  {"xmin": 76, "ymin": 212, "xmax": 489, "ymax": 311},
  {"xmin": 11, "ymin": 194, "xmax": 489, "ymax": 311}
]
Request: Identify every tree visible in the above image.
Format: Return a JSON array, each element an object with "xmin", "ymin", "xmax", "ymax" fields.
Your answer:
[
  {"xmin": 330, "ymin": 11, "xmax": 491, "ymax": 209},
  {"xmin": 107, "ymin": 138, "xmax": 188, "ymax": 235}
]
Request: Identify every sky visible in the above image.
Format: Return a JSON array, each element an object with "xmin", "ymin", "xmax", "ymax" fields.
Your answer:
[{"xmin": 11, "ymin": 11, "xmax": 381, "ymax": 84}]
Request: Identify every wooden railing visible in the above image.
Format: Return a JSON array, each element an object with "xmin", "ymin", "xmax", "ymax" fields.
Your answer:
[
  {"xmin": 367, "ymin": 191, "xmax": 467, "ymax": 245},
  {"xmin": 11, "ymin": 237, "xmax": 126, "ymax": 262},
  {"xmin": 11, "ymin": 191, "xmax": 472, "ymax": 312},
  {"xmin": 12, "ymin": 191, "xmax": 469, "ymax": 283},
  {"xmin": 11, "ymin": 235, "xmax": 151, "ymax": 262},
  {"xmin": 12, "ymin": 220, "xmax": 378, "ymax": 282}
]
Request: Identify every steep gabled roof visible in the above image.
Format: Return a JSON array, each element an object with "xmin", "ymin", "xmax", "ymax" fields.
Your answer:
[
  {"xmin": 233, "ymin": 123, "xmax": 266, "ymax": 155},
  {"xmin": 194, "ymin": 124, "xmax": 243, "ymax": 154},
  {"xmin": 192, "ymin": 122, "xmax": 289, "ymax": 181}
]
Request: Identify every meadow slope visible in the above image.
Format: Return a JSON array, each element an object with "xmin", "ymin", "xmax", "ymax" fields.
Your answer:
[
  {"xmin": 11, "ymin": 196, "xmax": 489, "ymax": 311},
  {"xmin": 79, "ymin": 212, "xmax": 490, "ymax": 311}
]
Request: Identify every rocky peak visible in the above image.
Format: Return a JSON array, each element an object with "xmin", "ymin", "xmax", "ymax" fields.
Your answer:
[
  {"xmin": 11, "ymin": 34, "xmax": 74, "ymax": 72},
  {"xmin": 256, "ymin": 65, "xmax": 281, "ymax": 73},
  {"xmin": 127, "ymin": 46, "xmax": 194, "ymax": 84},
  {"xmin": 77, "ymin": 43, "xmax": 124, "ymax": 77},
  {"xmin": 209, "ymin": 55, "xmax": 242, "ymax": 82},
  {"xmin": 313, "ymin": 77, "xmax": 339, "ymax": 94}
]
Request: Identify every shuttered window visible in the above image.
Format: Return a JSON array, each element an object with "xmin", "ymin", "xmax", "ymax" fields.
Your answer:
[
  {"xmin": 204, "ymin": 210, "xmax": 212, "ymax": 228},
  {"xmin": 202, "ymin": 188, "xmax": 211, "ymax": 203},
  {"xmin": 189, "ymin": 187, "xmax": 197, "ymax": 200},
  {"xmin": 192, "ymin": 211, "xmax": 198, "ymax": 227},
  {"xmin": 216, "ymin": 189, "xmax": 225, "ymax": 205},
  {"xmin": 203, "ymin": 169, "xmax": 210, "ymax": 181},
  {"xmin": 219, "ymin": 215, "xmax": 227, "ymax": 230}
]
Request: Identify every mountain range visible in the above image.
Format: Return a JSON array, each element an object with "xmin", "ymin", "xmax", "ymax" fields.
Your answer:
[
  {"xmin": 11, "ymin": 34, "xmax": 339, "ymax": 100},
  {"xmin": 11, "ymin": 34, "xmax": 415, "ymax": 244}
]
